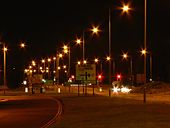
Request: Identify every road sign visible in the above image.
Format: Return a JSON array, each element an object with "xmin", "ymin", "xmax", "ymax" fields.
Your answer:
[{"xmin": 76, "ymin": 64, "xmax": 96, "ymax": 84}]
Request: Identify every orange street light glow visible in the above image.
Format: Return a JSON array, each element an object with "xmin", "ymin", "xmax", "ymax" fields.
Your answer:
[
  {"xmin": 48, "ymin": 58, "xmax": 51, "ymax": 62},
  {"xmin": 59, "ymin": 53, "xmax": 63, "ymax": 58},
  {"xmin": 3, "ymin": 47, "xmax": 8, "ymax": 52},
  {"xmin": 20, "ymin": 43, "xmax": 25, "ymax": 48},
  {"xmin": 94, "ymin": 58, "xmax": 99, "ymax": 63},
  {"xmin": 141, "ymin": 49, "xmax": 147, "ymax": 55},
  {"xmin": 76, "ymin": 38, "xmax": 82, "ymax": 44},
  {"xmin": 53, "ymin": 57, "xmax": 56, "ymax": 60},
  {"xmin": 122, "ymin": 5, "xmax": 130, "ymax": 13},
  {"xmin": 77, "ymin": 61, "xmax": 81, "ymax": 65},
  {"xmin": 122, "ymin": 53, "xmax": 128, "ymax": 59},
  {"xmin": 83, "ymin": 60, "xmax": 87, "ymax": 64},
  {"xmin": 42, "ymin": 59, "xmax": 45, "ymax": 63},
  {"xmin": 63, "ymin": 45, "xmax": 68, "ymax": 50},
  {"xmin": 91, "ymin": 25, "xmax": 101, "ymax": 35},
  {"xmin": 106, "ymin": 56, "xmax": 111, "ymax": 61}
]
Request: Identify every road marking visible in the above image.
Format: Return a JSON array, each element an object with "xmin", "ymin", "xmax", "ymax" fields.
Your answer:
[{"xmin": 41, "ymin": 98, "xmax": 63, "ymax": 128}]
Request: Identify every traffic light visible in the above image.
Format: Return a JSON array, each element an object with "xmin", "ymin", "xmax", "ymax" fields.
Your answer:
[
  {"xmin": 98, "ymin": 75, "xmax": 102, "ymax": 79},
  {"xmin": 117, "ymin": 74, "xmax": 121, "ymax": 81},
  {"xmin": 97, "ymin": 74, "xmax": 102, "ymax": 82}
]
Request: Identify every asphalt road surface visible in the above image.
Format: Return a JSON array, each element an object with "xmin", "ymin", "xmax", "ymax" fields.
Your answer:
[{"xmin": 0, "ymin": 96, "xmax": 60, "ymax": 128}]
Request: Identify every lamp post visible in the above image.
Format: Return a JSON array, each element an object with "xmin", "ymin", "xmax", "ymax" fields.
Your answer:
[
  {"xmin": 108, "ymin": 4, "xmax": 131, "ymax": 97},
  {"xmin": 56, "ymin": 53, "xmax": 63, "ymax": 85},
  {"xmin": 47, "ymin": 58, "xmax": 51, "ymax": 79},
  {"xmin": 149, "ymin": 52, "xmax": 152, "ymax": 81},
  {"xmin": 122, "ymin": 53, "xmax": 133, "ymax": 85},
  {"xmin": 3, "ymin": 46, "xmax": 7, "ymax": 94},
  {"xmin": 144, "ymin": 0, "xmax": 147, "ymax": 84},
  {"xmin": 53, "ymin": 57, "xmax": 56, "ymax": 83},
  {"xmin": 63, "ymin": 45, "xmax": 70, "ymax": 78},
  {"xmin": 81, "ymin": 26, "xmax": 100, "ymax": 61},
  {"xmin": 141, "ymin": 49, "xmax": 147, "ymax": 103},
  {"xmin": 42, "ymin": 59, "xmax": 46, "ymax": 78}
]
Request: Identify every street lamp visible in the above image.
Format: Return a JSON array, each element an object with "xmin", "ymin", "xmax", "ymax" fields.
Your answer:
[
  {"xmin": 63, "ymin": 44, "xmax": 70, "ymax": 78},
  {"xmin": 20, "ymin": 42, "xmax": 26, "ymax": 48},
  {"xmin": 141, "ymin": 48, "xmax": 147, "ymax": 103},
  {"xmin": 47, "ymin": 58, "xmax": 51, "ymax": 79},
  {"xmin": 108, "ymin": 3, "xmax": 132, "ymax": 96},
  {"xmin": 3, "ymin": 46, "xmax": 7, "ymax": 94},
  {"xmin": 144, "ymin": 0, "xmax": 147, "ymax": 84},
  {"xmin": 56, "ymin": 52, "xmax": 64, "ymax": 85},
  {"xmin": 81, "ymin": 25, "xmax": 100, "ymax": 61},
  {"xmin": 122, "ymin": 53, "xmax": 133, "ymax": 85}
]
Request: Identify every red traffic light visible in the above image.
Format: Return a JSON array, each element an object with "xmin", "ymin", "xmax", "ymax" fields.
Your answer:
[
  {"xmin": 98, "ymin": 75, "xmax": 102, "ymax": 80},
  {"xmin": 116, "ymin": 74, "xmax": 121, "ymax": 81}
]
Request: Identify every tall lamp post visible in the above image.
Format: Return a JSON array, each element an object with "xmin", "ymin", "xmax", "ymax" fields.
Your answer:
[
  {"xmin": 47, "ymin": 58, "xmax": 51, "ymax": 79},
  {"xmin": 41, "ymin": 59, "xmax": 46, "ymax": 78},
  {"xmin": 108, "ymin": 4, "xmax": 131, "ymax": 97},
  {"xmin": 122, "ymin": 53, "xmax": 133, "ymax": 85},
  {"xmin": 144, "ymin": 0, "xmax": 147, "ymax": 83},
  {"xmin": 63, "ymin": 45, "xmax": 70, "ymax": 78},
  {"xmin": 141, "ymin": 49, "xmax": 147, "ymax": 103},
  {"xmin": 3, "ymin": 46, "xmax": 7, "ymax": 94},
  {"xmin": 81, "ymin": 26, "xmax": 100, "ymax": 61}
]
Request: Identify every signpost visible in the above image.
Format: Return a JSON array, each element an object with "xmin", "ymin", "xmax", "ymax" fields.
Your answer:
[
  {"xmin": 76, "ymin": 64, "xmax": 96, "ymax": 95},
  {"xmin": 76, "ymin": 64, "xmax": 96, "ymax": 84}
]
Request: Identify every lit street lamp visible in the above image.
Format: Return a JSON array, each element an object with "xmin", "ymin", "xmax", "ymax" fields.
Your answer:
[
  {"xmin": 122, "ymin": 53, "xmax": 133, "ymax": 85},
  {"xmin": 108, "ymin": 3, "xmax": 131, "ymax": 96},
  {"xmin": 81, "ymin": 25, "xmax": 100, "ymax": 61},
  {"xmin": 144, "ymin": 0, "xmax": 147, "ymax": 84},
  {"xmin": 20, "ymin": 42, "xmax": 26, "ymax": 48},
  {"xmin": 3, "ymin": 46, "xmax": 7, "ymax": 94}
]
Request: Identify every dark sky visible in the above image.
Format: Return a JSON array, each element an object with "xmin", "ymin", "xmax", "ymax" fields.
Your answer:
[{"xmin": 0, "ymin": 0, "xmax": 170, "ymax": 82}]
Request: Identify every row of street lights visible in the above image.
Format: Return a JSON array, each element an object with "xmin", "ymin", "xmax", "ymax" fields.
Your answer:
[
  {"xmin": 1, "ymin": 42, "xmax": 26, "ymax": 94},
  {"xmin": 56, "ymin": 2, "xmax": 149, "ymax": 89}
]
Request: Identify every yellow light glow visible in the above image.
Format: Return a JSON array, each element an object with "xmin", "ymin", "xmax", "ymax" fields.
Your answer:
[
  {"xmin": 20, "ymin": 43, "xmax": 25, "ymax": 48},
  {"xmin": 63, "ymin": 65, "xmax": 66, "ymax": 69},
  {"xmin": 76, "ymin": 38, "xmax": 82, "ymax": 44},
  {"xmin": 94, "ymin": 58, "xmax": 99, "ymax": 63},
  {"xmin": 122, "ymin": 53, "xmax": 128, "ymax": 59},
  {"xmin": 141, "ymin": 49, "xmax": 147, "ymax": 55},
  {"xmin": 83, "ymin": 60, "xmax": 87, "ymax": 64},
  {"xmin": 77, "ymin": 61, "xmax": 81, "ymax": 65},
  {"xmin": 53, "ymin": 57, "xmax": 56, "ymax": 60},
  {"xmin": 118, "ymin": 2, "xmax": 132, "ymax": 16},
  {"xmin": 24, "ymin": 69, "xmax": 28, "ymax": 73},
  {"xmin": 32, "ymin": 61, "xmax": 36, "ymax": 66},
  {"xmin": 106, "ymin": 56, "xmax": 111, "ymax": 61},
  {"xmin": 59, "ymin": 53, "xmax": 63, "ymax": 58},
  {"xmin": 64, "ymin": 49, "xmax": 68, "ymax": 54},
  {"xmin": 63, "ymin": 45, "xmax": 68, "ymax": 50},
  {"xmin": 92, "ymin": 26, "xmax": 100, "ymax": 34},
  {"xmin": 48, "ymin": 58, "xmax": 51, "ymax": 62},
  {"xmin": 42, "ymin": 59, "xmax": 45, "ymax": 63},
  {"xmin": 122, "ymin": 5, "xmax": 130, "ymax": 13},
  {"xmin": 3, "ymin": 47, "xmax": 8, "ymax": 52}
]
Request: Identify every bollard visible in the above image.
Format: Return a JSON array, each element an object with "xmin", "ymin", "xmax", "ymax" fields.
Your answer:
[
  {"xmin": 99, "ymin": 87, "xmax": 102, "ymax": 92},
  {"xmin": 25, "ymin": 87, "xmax": 28, "ymax": 93},
  {"xmin": 58, "ymin": 88, "xmax": 61, "ymax": 93}
]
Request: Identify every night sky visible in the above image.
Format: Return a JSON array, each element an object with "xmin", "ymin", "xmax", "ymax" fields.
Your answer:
[{"xmin": 0, "ymin": 0, "xmax": 170, "ymax": 86}]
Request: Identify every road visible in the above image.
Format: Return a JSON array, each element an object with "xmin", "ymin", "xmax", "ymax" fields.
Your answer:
[{"xmin": 0, "ymin": 96, "xmax": 62, "ymax": 128}]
